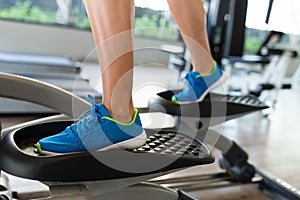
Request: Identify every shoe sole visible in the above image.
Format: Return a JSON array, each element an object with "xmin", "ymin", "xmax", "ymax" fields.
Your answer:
[
  {"xmin": 100, "ymin": 130, "xmax": 147, "ymax": 151},
  {"xmin": 36, "ymin": 130, "xmax": 147, "ymax": 156},
  {"xmin": 177, "ymin": 72, "xmax": 228, "ymax": 104}
]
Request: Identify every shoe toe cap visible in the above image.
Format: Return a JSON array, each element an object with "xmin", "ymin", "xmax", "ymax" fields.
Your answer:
[{"xmin": 38, "ymin": 129, "xmax": 85, "ymax": 154}]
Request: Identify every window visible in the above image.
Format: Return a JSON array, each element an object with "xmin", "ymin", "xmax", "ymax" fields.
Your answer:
[
  {"xmin": 0, "ymin": 0, "xmax": 91, "ymax": 29},
  {"xmin": 0, "ymin": 0, "xmax": 179, "ymax": 41},
  {"xmin": 244, "ymin": 0, "xmax": 300, "ymax": 54},
  {"xmin": 135, "ymin": 1, "xmax": 179, "ymax": 41},
  {"xmin": 246, "ymin": 0, "xmax": 300, "ymax": 34}
]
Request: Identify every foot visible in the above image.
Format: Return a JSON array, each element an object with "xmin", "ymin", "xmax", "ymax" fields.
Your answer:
[
  {"xmin": 36, "ymin": 95, "xmax": 147, "ymax": 155},
  {"xmin": 172, "ymin": 62, "xmax": 226, "ymax": 103}
]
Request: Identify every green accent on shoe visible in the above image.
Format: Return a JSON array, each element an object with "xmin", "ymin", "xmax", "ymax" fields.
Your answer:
[
  {"xmin": 171, "ymin": 96, "xmax": 179, "ymax": 104},
  {"xmin": 101, "ymin": 109, "xmax": 139, "ymax": 126},
  {"xmin": 35, "ymin": 143, "xmax": 47, "ymax": 156},
  {"xmin": 196, "ymin": 61, "xmax": 218, "ymax": 78}
]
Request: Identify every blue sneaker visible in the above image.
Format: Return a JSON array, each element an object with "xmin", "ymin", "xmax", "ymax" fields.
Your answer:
[
  {"xmin": 36, "ymin": 95, "xmax": 147, "ymax": 155},
  {"xmin": 172, "ymin": 62, "xmax": 226, "ymax": 103}
]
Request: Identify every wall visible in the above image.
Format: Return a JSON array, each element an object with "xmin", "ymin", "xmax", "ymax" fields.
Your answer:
[{"xmin": 0, "ymin": 20, "xmax": 183, "ymax": 66}]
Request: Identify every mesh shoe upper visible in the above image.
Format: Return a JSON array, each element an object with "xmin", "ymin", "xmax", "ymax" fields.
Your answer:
[
  {"xmin": 172, "ymin": 63, "xmax": 224, "ymax": 103},
  {"xmin": 37, "ymin": 95, "xmax": 144, "ymax": 154}
]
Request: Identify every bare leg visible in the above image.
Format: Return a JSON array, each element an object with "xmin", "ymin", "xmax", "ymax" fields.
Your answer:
[
  {"xmin": 167, "ymin": 0, "xmax": 214, "ymax": 74},
  {"xmin": 84, "ymin": 0, "xmax": 135, "ymax": 123}
]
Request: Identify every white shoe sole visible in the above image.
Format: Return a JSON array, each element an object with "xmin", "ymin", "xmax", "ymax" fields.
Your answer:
[
  {"xmin": 38, "ymin": 130, "xmax": 147, "ymax": 156},
  {"xmin": 100, "ymin": 130, "xmax": 147, "ymax": 151}
]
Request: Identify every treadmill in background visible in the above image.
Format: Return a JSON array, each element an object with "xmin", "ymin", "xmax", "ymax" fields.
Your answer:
[{"xmin": 0, "ymin": 51, "xmax": 100, "ymax": 114}]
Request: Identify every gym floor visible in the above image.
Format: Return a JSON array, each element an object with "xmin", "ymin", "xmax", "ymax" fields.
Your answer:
[
  {"xmin": 158, "ymin": 88, "xmax": 300, "ymax": 199},
  {"xmin": 0, "ymin": 66, "xmax": 299, "ymax": 199}
]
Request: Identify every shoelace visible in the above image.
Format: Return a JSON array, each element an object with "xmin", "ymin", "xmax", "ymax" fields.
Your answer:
[{"xmin": 70, "ymin": 95, "xmax": 102, "ymax": 134}]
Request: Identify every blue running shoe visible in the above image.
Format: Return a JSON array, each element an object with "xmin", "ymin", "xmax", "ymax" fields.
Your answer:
[
  {"xmin": 36, "ymin": 95, "xmax": 147, "ymax": 155},
  {"xmin": 172, "ymin": 62, "xmax": 226, "ymax": 103}
]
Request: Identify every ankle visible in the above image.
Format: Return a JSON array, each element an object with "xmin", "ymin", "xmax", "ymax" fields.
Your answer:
[
  {"xmin": 112, "ymin": 113, "xmax": 134, "ymax": 124},
  {"xmin": 104, "ymin": 106, "xmax": 135, "ymax": 124},
  {"xmin": 194, "ymin": 61, "xmax": 217, "ymax": 76}
]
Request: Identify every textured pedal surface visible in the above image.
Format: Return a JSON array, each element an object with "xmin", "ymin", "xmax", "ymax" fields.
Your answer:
[
  {"xmin": 132, "ymin": 132, "xmax": 208, "ymax": 158},
  {"xmin": 226, "ymin": 95, "xmax": 266, "ymax": 107}
]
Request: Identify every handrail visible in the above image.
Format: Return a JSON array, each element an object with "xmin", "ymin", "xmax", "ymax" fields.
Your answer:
[{"xmin": 0, "ymin": 73, "xmax": 90, "ymax": 118}]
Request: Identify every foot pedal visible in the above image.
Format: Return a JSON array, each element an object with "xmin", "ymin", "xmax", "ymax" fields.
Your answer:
[
  {"xmin": 148, "ymin": 90, "xmax": 268, "ymax": 118},
  {"xmin": 132, "ymin": 132, "xmax": 208, "ymax": 158},
  {"xmin": 0, "ymin": 121, "xmax": 214, "ymax": 182}
]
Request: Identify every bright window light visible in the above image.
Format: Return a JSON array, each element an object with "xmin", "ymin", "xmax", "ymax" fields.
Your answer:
[
  {"xmin": 135, "ymin": 0, "xmax": 169, "ymax": 11},
  {"xmin": 246, "ymin": 0, "xmax": 300, "ymax": 35},
  {"xmin": 268, "ymin": 0, "xmax": 300, "ymax": 35},
  {"xmin": 246, "ymin": 0, "xmax": 270, "ymax": 30}
]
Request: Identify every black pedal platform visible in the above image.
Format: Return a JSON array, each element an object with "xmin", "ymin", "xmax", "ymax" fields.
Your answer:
[
  {"xmin": 148, "ymin": 90, "xmax": 268, "ymax": 118},
  {"xmin": 134, "ymin": 132, "xmax": 207, "ymax": 157},
  {"xmin": 0, "ymin": 121, "xmax": 214, "ymax": 182}
]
